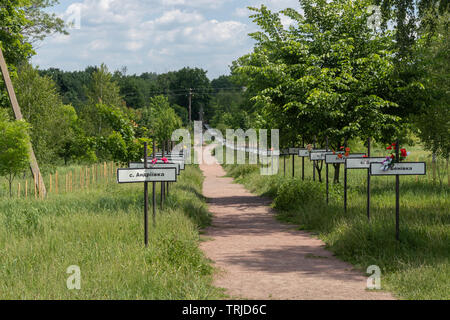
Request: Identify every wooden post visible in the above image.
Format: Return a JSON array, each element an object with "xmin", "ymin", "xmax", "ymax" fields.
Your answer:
[
  {"xmin": 25, "ymin": 180, "xmax": 28, "ymax": 198},
  {"xmin": 56, "ymin": 171, "xmax": 59, "ymax": 194},
  {"xmin": 0, "ymin": 47, "xmax": 46, "ymax": 196}
]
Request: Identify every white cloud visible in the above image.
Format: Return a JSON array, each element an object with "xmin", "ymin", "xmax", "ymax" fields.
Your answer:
[{"xmin": 33, "ymin": 0, "xmax": 304, "ymax": 78}]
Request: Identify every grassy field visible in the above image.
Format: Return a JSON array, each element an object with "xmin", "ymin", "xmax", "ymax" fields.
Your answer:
[
  {"xmin": 0, "ymin": 164, "xmax": 224, "ymax": 299},
  {"xmin": 223, "ymin": 142, "xmax": 449, "ymax": 300}
]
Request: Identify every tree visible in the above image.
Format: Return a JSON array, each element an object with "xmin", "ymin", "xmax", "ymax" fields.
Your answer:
[
  {"xmin": 0, "ymin": 109, "xmax": 30, "ymax": 197},
  {"xmin": 0, "ymin": 0, "xmax": 67, "ymax": 66},
  {"xmin": 143, "ymin": 95, "xmax": 182, "ymax": 149},
  {"xmin": 233, "ymin": 0, "xmax": 405, "ymax": 182},
  {"xmin": 14, "ymin": 63, "xmax": 78, "ymax": 165},
  {"xmin": 413, "ymin": 12, "xmax": 449, "ymax": 184}
]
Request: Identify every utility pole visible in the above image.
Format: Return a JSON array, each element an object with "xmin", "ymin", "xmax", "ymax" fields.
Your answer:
[
  {"xmin": 188, "ymin": 88, "xmax": 192, "ymax": 126},
  {"xmin": 0, "ymin": 47, "xmax": 46, "ymax": 196}
]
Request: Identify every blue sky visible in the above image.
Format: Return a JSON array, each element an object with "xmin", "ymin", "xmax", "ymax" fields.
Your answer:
[{"xmin": 31, "ymin": 0, "xmax": 302, "ymax": 79}]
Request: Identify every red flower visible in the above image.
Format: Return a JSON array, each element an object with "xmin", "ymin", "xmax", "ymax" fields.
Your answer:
[
  {"xmin": 338, "ymin": 154, "xmax": 343, "ymax": 159},
  {"xmin": 363, "ymin": 155, "xmax": 368, "ymax": 158},
  {"xmin": 390, "ymin": 154, "xmax": 395, "ymax": 159},
  {"xmin": 345, "ymin": 147, "xmax": 350, "ymax": 152},
  {"xmin": 345, "ymin": 152, "xmax": 350, "ymax": 157},
  {"xmin": 387, "ymin": 146, "xmax": 392, "ymax": 150},
  {"xmin": 392, "ymin": 143, "xmax": 396, "ymax": 146},
  {"xmin": 162, "ymin": 157, "xmax": 169, "ymax": 164},
  {"xmin": 340, "ymin": 146, "xmax": 344, "ymax": 150},
  {"xmin": 401, "ymin": 149, "xmax": 407, "ymax": 157}
]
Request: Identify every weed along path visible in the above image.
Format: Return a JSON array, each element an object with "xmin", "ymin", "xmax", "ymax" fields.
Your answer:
[{"xmin": 198, "ymin": 144, "xmax": 395, "ymax": 300}]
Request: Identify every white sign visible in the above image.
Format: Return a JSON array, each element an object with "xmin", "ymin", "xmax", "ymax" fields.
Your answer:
[
  {"xmin": 370, "ymin": 162, "xmax": 426, "ymax": 176},
  {"xmin": 325, "ymin": 153, "xmax": 367, "ymax": 164},
  {"xmin": 298, "ymin": 149, "xmax": 327, "ymax": 157},
  {"xmin": 117, "ymin": 168, "xmax": 177, "ymax": 183},
  {"xmin": 310, "ymin": 151, "xmax": 333, "ymax": 161},
  {"xmin": 130, "ymin": 162, "xmax": 180, "ymax": 175},
  {"xmin": 345, "ymin": 157, "xmax": 386, "ymax": 169}
]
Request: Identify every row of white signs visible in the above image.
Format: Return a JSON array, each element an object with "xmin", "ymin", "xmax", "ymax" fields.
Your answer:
[{"xmin": 218, "ymin": 142, "xmax": 426, "ymax": 176}]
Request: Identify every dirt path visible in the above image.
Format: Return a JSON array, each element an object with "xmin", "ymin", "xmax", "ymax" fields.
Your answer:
[{"xmin": 198, "ymin": 144, "xmax": 395, "ymax": 300}]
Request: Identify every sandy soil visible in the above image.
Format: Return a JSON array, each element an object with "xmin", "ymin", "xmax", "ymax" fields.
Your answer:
[{"xmin": 198, "ymin": 144, "xmax": 395, "ymax": 300}]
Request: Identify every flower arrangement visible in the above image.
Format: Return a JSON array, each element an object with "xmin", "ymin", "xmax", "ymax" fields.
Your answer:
[
  {"xmin": 151, "ymin": 157, "xmax": 169, "ymax": 164},
  {"xmin": 381, "ymin": 143, "xmax": 410, "ymax": 171},
  {"xmin": 332, "ymin": 146, "xmax": 351, "ymax": 159}
]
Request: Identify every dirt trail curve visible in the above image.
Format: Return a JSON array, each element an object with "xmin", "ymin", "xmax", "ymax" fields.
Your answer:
[{"xmin": 197, "ymin": 144, "xmax": 395, "ymax": 300}]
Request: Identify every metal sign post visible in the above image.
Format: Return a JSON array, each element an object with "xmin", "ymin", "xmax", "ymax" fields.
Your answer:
[
  {"xmin": 369, "ymin": 156, "xmax": 426, "ymax": 240},
  {"xmin": 346, "ymin": 155, "xmax": 385, "ymax": 220},
  {"xmin": 289, "ymin": 148, "xmax": 299, "ymax": 178},
  {"xmin": 144, "ymin": 143, "xmax": 149, "ymax": 247},
  {"xmin": 326, "ymin": 137, "xmax": 329, "ymax": 204}
]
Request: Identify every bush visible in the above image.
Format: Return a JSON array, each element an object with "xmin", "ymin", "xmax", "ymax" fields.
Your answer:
[{"xmin": 274, "ymin": 179, "xmax": 326, "ymax": 211}]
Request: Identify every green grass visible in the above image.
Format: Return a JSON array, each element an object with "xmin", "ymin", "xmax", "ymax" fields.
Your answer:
[
  {"xmin": 0, "ymin": 164, "xmax": 225, "ymax": 299},
  {"xmin": 223, "ymin": 145, "xmax": 449, "ymax": 300}
]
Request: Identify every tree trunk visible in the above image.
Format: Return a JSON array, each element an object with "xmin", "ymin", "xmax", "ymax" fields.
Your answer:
[
  {"xmin": 316, "ymin": 161, "xmax": 323, "ymax": 182},
  {"xmin": 333, "ymin": 163, "xmax": 341, "ymax": 184}
]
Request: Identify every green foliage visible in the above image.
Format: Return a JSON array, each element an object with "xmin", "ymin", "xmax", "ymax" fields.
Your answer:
[
  {"xmin": 13, "ymin": 63, "xmax": 93, "ymax": 165},
  {"xmin": 0, "ymin": 109, "xmax": 30, "ymax": 196},
  {"xmin": 0, "ymin": 0, "xmax": 66, "ymax": 66},
  {"xmin": 142, "ymin": 95, "xmax": 182, "ymax": 146},
  {"xmin": 413, "ymin": 13, "xmax": 450, "ymax": 159},
  {"xmin": 0, "ymin": 165, "xmax": 223, "ymax": 299},
  {"xmin": 233, "ymin": 1, "xmax": 407, "ymax": 149}
]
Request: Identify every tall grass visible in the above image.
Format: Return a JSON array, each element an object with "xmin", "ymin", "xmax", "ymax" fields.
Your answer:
[
  {"xmin": 0, "ymin": 165, "xmax": 224, "ymax": 299},
  {"xmin": 223, "ymin": 145, "xmax": 449, "ymax": 300}
]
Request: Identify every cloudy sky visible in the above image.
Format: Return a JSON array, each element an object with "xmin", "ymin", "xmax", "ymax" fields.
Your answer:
[{"xmin": 31, "ymin": 0, "xmax": 302, "ymax": 79}]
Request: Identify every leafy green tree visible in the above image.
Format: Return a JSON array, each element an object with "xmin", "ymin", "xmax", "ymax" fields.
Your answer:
[
  {"xmin": 234, "ymin": 0, "xmax": 406, "ymax": 182},
  {"xmin": 414, "ymin": 13, "xmax": 449, "ymax": 160},
  {"xmin": 0, "ymin": 0, "xmax": 67, "ymax": 65},
  {"xmin": 143, "ymin": 95, "xmax": 182, "ymax": 149},
  {"xmin": 14, "ymin": 63, "xmax": 77, "ymax": 165},
  {"xmin": 0, "ymin": 109, "xmax": 30, "ymax": 197}
]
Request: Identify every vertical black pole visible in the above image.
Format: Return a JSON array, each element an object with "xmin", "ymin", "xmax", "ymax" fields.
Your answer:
[
  {"xmin": 144, "ymin": 142, "xmax": 149, "ymax": 247},
  {"xmin": 367, "ymin": 137, "xmax": 371, "ymax": 221},
  {"xmin": 152, "ymin": 139, "xmax": 156, "ymax": 226},
  {"xmin": 396, "ymin": 139, "xmax": 400, "ymax": 241},
  {"xmin": 160, "ymin": 142, "xmax": 164, "ymax": 210},
  {"xmin": 326, "ymin": 136, "xmax": 329, "ymax": 205},
  {"xmin": 166, "ymin": 140, "xmax": 170, "ymax": 197},
  {"xmin": 292, "ymin": 153, "xmax": 295, "ymax": 178},
  {"xmin": 302, "ymin": 139, "xmax": 305, "ymax": 181},
  {"xmin": 313, "ymin": 137, "xmax": 316, "ymax": 181},
  {"xmin": 283, "ymin": 154, "xmax": 286, "ymax": 177},
  {"xmin": 344, "ymin": 137, "xmax": 348, "ymax": 212}
]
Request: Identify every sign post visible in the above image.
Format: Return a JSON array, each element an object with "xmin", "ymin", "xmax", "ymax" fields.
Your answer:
[
  {"xmin": 302, "ymin": 139, "xmax": 305, "ymax": 181},
  {"xmin": 326, "ymin": 152, "xmax": 366, "ymax": 210},
  {"xmin": 152, "ymin": 140, "xmax": 156, "ymax": 226},
  {"xmin": 326, "ymin": 137, "xmax": 329, "ymax": 204},
  {"xmin": 367, "ymin": 138, "xmax": 371, "ymax": 221},
  {"xmin": 289, "ymin": 148, "xmax": 299, "ymax": 178},
  {"xmin": 345, "ymin": 155, "xmax": 385, "ymax": 220},
  {"xmin": 144, "ymin": 143, "xmax": 149, "ymax": 247},
  {"xmin": 369, "ymin": 155, "xmax": 426, "ymax": 240}
]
